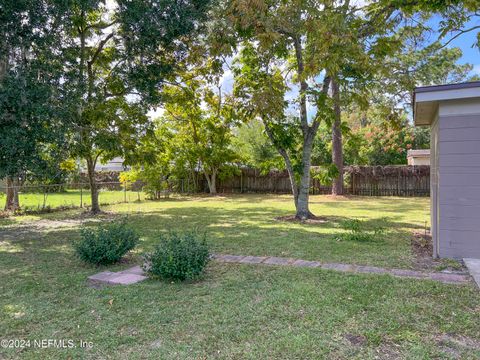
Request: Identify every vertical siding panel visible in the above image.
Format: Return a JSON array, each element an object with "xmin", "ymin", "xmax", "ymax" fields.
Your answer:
[{"xmin": 437, "ymin": 112, "xmax": 480, "ymax": 258}]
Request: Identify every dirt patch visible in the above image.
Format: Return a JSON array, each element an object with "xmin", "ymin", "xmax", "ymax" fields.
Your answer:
[
  {"xmin": 436, "ymin": 333, "xmax": 480, "ymax": 357},
  {"xmin": 412, "ymin": 231, "xmax": 433, "ymax": 259},
  {"xmin": 344, "ymin": 334, "xmax": 367, "ymax": 347},
  {"xmin": 274, "ymin": 215, "xmax": 329, "ymax": 224},
  {"xmin": 0, "ymin": 211, "xmax": 119, "ymax": 241},
  {"xmin": 373, "ymin": 342, "xmax": 403, "ymax": 359},
  {"xmin": 411, "ymin": 231, "xmax": 466, "ymax": 272}
]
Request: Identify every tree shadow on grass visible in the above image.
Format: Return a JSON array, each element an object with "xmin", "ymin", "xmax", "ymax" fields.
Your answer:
[{"xmin": 0, "ymin": 200, "xmax": 427, "ymax": 270}]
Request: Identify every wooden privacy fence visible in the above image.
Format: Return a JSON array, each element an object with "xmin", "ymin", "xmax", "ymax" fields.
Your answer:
[
  {"xmin": 204, "ymin": 165, "xmax": 430, "ymax": 197},
  {"xmin": 347, "ymin": 165, "xmax": 430, "ymax": 196}
]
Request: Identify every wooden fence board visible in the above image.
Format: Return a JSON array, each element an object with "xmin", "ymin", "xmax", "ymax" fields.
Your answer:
[{"xmin": 201, "ymin": 166, "xmax": 430, "ymax": 197}]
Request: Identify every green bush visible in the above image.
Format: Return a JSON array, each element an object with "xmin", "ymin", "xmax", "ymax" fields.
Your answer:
[
  {"xmin": 143, "ymin": 231, "xmax": 210, "ymax": 281},
  {"xmin": 340, "ymin": 219, "xmax": 386, "ymax": 242},
  {"xmin": 75, "ymin": 220, "xmax": 139, "ymax": 265}
]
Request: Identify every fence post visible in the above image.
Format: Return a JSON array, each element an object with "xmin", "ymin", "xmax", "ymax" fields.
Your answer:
[
  {"xmin": 240, "ymin": 171, "xmax": 243, "ymax": 193},
  {"xmin": 124, "ymin": 181, "xmax": 127, "ymax": 203},
  {"xmin": 80, "ymin": 186, "xmax": 83, "ymax": 208}
]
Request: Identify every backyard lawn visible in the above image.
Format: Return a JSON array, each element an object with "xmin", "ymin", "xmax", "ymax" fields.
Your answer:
[
  {"xmin": 1, "ymin": 194, "xmax": 479, "ymax": 359},
  {"xmin": 0, "ymin": 189, "xmax": 146, "ymax": 211}
]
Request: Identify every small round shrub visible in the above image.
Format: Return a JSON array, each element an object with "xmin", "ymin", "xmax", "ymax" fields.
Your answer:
[
  {"xmin": 75, "ymin": 220, "xmax": 139, "ymax": 265},
  {"xmin": 144, "ymin": 231, "xmax": 210, "ymax": 281}
]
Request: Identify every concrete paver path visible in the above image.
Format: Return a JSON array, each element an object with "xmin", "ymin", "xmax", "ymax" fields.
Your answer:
[
  {"xmin": 87, "ymin": 255, "xmax": 472, "ymax": 286},
  {"xmin": 214, "ymin": 254, "xmax": 471, "ymax": 285}
]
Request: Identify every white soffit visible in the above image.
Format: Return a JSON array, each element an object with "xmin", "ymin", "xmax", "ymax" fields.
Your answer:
[{"xmin": 414, "ymin": 81, "xmax": 480, "ymax": 126}]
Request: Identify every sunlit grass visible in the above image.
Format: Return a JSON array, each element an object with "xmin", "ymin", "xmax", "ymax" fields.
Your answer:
[
  {"xmin": 103, "ymin": 194, "xmax": 430, "ymax": 268},
  {"xmin": 2, "ymin": 194, "xmax": 478, "ymax": 359},
  {"xmin": 0, "ymin": 189, "xmax": 146, "ymax": 211}
]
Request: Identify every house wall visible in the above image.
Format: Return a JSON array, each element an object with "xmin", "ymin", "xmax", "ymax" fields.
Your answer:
[
  {"xmin": 430, "ymin": 110, "xmax": 439, "ymax": 257},
  {"xmin": 437, "ymin": 99, "xmax": 480, "ymax": 258},
  {"xmin": 408, "ymin": 156, "xmax": 430, "ymax": 166}
]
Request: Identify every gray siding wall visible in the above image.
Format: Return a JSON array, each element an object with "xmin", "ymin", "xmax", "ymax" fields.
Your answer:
[
  {"xmin": 431, "ymin": 114, "xmax": 439, "ymax": 257},
  {"xmin": 438, "ymin": 112, "xmax": 480, "ymax": 258}
]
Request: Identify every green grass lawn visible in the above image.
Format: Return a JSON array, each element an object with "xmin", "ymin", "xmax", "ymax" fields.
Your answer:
[
  {"xmin": 15, "ymin": 193, "xmax": 432, "ymax": 269},
  {"xmin": 1, "ymin": 194, "xmax": 479, "ymax": 359},
  {"xmin": 0, "ymin": 189, "xmax": 146, "ymax": 211}
]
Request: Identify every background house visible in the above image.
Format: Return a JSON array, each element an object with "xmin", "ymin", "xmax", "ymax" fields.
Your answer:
[
  {"xmin": 79, "ymin": 157, "xmax": 129, "ymax": 173},
  {"xmin": 95, "ymin": 157, "xmax": 128, "ymax": 172},
  {"xmin": 407, "ymin": 149, "xmax": 430, "ymax": 165}
]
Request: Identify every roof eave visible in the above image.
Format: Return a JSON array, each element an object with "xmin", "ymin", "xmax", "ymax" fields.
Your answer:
[{"xmin": 413, "ymin": 81, "xmax": 480, "ymax": 126}]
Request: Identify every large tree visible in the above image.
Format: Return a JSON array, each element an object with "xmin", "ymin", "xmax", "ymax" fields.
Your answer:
[
  {"xmin": 59, "ymin": 0, "xmax": 211, "ymax": 213},
  {"xmin": 327, "ymin": 26, "xmax": 476, "ymax": 182},
  {"xmin": 0, "ymin": 0, "xmax": 67, "ymax": 211},
  {"xmin": 161, "ymin": 76, "xmax": 239, "ymax": 194},
  {"xmin": 230, "ymin": 0, "xmax": 407, "ymax": 219}
]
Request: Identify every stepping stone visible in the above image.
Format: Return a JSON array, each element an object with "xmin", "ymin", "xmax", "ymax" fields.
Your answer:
[
  {"xmin": 108, "ymin": 273, "xmax": 147, "ymax": 285},
  {"xmin": 428, "ymin": 272, "xmax": 470, "ymax": 284},
  {"xmin": 88, "ymin": 269, "xmax": 147, "ymax": 286},
  {"xmin": 463, "ymin": 258, "xmax": 480, "ymax": 288},
  {"xmin": 291, "ymin": 259, "xmax": 321, "ymax": 268},
  {"xmin": 263, "ymin": 257, "xmax": 294, "ymax": 266},
  {"xmin": 321, "ymin": 263, "xmax": 356, "ymax": 272},
  {"xmin": 390, "ymin": 269, "xmax": 427, "ymax": 279},
  {"xmin": 355, "ymin": 265, "xmax": 388, "ymax": 275},
  {"xmin": 119, "ymin": 266, "xmax": 145, "ymax": 276},
  {"xmin": 239, "ymin": 256, "xmax": 267, "ymax": 264},
  {"xmin": 88, "ymin": 271, "xmax": 119, "ymax": 283}
]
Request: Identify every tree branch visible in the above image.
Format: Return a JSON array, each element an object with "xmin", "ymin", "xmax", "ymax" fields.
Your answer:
[
  {"xmin": 88, "ymin": 32, "xmax": 114, "ymax": 68},
  {"xmin": 440, "ymin": 25, "xmax": 480, "ymax": 49},
  {"xmin": 292, "ymin": 36, "xmax": 309, "ymax": 135}
]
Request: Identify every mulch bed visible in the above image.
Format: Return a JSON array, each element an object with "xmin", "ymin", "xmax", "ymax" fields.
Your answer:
[
  {"xmin": 412, "ymin": 230, "xmax": 433, "ymax": 259},
  {"xmin": 411, "ymin": 231, "xmax": 466, "ymax": 272}
]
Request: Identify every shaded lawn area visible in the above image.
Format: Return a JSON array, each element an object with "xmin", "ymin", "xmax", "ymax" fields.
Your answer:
[
  {"xmin": 2, "ymin": 194, "xmax": 479, "ymax": 358},
  {"xmin": 128, "ymin": 194, "xmax": 434, "ymax": 269},
  {"xmin": 115, "ymin": 194, "xmax": 430, "ymax": 269},
  {"xmin": 13, "ymin": 193, "xmax": 432, "ymax": 269}
]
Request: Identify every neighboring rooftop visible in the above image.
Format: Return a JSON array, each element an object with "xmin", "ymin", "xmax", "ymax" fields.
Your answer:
[
  {"xmin": 407, "ymin": 149, "xmax": 430, "ymax": 157},
  {"xmin": 413, "ymin": 81, "xmax": 480, "ymax": 126},
  {"xmin": 407, "ymin": 149, "xmax": 430, "ymax": 166}
]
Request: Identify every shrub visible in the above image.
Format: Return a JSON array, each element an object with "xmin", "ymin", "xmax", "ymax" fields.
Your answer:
[
  {"xmin": 144, "ymin": 231, "xmax": 210, "ymax": 281},
  {"xmin": 75, "ymin": 220, "xmax": 139, "ymax": 265},
  {"xmin": 339, "ymin": 219, "xmax": 386, "ymax": 242}
]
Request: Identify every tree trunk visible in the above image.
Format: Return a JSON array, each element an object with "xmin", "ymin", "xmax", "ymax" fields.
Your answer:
[
  {"xmin": 292, "ymin": 36, "xmax": 320, "ymax": 219},
  {"xmin": 4, "ymin": 176, "xmax": 20, "ymax": 211},
  {"xmin": 331, "ymin": 78, "xmax": 344, "ymax": 196},
  {"xmin": 204, "ymin": 170, "xmax": 217, "ymax": 194},
  {"xmin": 86, "ymin": 156, "xmax": 100, "ymax": 213},
  {"xmin": 264, "ymin": 122, "xmax": 317, "ymax": 218},
  {"xmin": 295, "ymin": 135, "xmax": 315, "ymax": 220}
]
